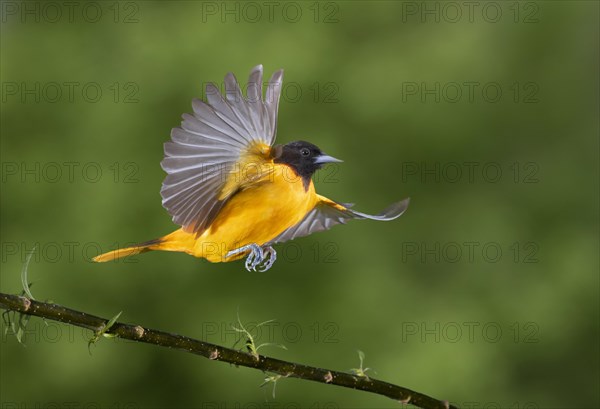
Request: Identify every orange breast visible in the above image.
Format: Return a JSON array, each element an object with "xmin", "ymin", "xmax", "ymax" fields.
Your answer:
[{"xmin": 194, "ymin": 163, "xmax": 317, "ymax": 262}]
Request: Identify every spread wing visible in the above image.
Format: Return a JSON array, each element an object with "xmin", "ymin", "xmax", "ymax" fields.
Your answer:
[
  {"xmin": 160, "ymin": 65, "xmax": 284, "ymax": 234},
  {"xmin": 269, "ymin": 196, "xmax": 410, "ymax": 245}
]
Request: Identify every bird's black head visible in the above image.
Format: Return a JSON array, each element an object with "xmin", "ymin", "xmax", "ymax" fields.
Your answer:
[{"xmin": 273, "ymin": 140, "xmax": 342, "ymax": 188}]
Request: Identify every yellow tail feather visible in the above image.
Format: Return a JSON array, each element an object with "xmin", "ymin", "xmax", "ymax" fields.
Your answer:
[
  {"xmin": 93, "ymin": 229, "xmax": 198, "ymax": 262},
  {"xmin": 93, "ymin": 239, "xmax": 160, "ymax": 262}
]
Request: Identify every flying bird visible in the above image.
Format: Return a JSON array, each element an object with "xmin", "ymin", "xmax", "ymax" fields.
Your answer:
[{"xmin": 94, "ymin": 65, "xmax": 409, "ymax": 271}]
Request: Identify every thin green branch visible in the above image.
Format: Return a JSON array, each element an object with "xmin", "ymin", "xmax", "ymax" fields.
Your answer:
[{"xmin": 0, "ymin": 292, "xmax": 457, "ymax": 409}]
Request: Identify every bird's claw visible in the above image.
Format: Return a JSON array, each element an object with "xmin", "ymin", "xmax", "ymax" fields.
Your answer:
[
  {"xmin": 244, "ymin": 243, "xmax": 264, "ymax": 271},
  {"xmin": 226, "ymin": 244, "xmax": 277, "ymax": 272},
  {"xmin": 257, "ymin": 246, "xmax": 277, "ymax": 272}
]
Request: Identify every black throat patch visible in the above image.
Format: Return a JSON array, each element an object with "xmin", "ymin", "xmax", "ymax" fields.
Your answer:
[
  {"xmin": 274, "ymin": 157, "xmax": 313, "ymax": 191},
  {"xmin": 272, "ymin": 142, "xmax": 323, "ymax": 192}
]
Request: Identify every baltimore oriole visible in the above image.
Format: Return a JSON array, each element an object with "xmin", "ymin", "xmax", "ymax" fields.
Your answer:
[{"xmin": 94, "ymin": 65, "xmax": 410, "ymax": 271}]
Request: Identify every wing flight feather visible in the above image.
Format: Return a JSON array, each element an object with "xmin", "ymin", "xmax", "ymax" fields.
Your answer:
[
  {"xmin": 160, "ymin": 65, "xmax": 283, "ymax": 234},
  {"xmin": 269, "ymin": 196, "xmax": 410, "ymax": 245}
]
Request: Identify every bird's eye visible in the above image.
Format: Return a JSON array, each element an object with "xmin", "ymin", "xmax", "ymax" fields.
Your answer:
[{"xmin": 300, "ymin": 148, "xmax": 311, "ymax": 157}]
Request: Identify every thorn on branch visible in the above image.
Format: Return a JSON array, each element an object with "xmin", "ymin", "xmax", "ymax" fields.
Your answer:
[{"xmin": 133, "ymin": 325, "xmax": 145, "ymax": 339}]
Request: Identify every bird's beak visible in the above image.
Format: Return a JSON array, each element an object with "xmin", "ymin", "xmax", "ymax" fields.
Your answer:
[{"xmin": 314, "ymin": 153, "xmax": 343, "ymax": 164}]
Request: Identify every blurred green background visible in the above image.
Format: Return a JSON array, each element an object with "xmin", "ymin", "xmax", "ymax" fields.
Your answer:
[{"xmin": 1, "ymin": 1, "xmax": 598, "ymax": 408}]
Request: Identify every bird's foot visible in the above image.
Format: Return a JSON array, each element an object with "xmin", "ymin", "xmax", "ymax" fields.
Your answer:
[
  {"xmin": 258, "ymin": 246, "xmax": 277, "ymax": 272},
  {"xmin": 226, "ymin": 244, "xmax": 277, "ymax": 272}
]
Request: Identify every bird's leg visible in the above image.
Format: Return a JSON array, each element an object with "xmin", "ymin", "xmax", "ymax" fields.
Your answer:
[
  {"xmin": 257, "ymin": 246, "xmax": 277, "ymax": 272},
  {"xmin": 226, "ymin": 244, "xmax": 277, "ymax": 272},
  {"xmin": 226, "ymin": 243, "xmax": 264, "ymax": 272}
]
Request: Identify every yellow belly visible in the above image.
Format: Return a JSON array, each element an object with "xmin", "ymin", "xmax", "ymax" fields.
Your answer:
[{"xmin": 194, "ymin": 164, "xmax": 317, "ymax": 262}]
